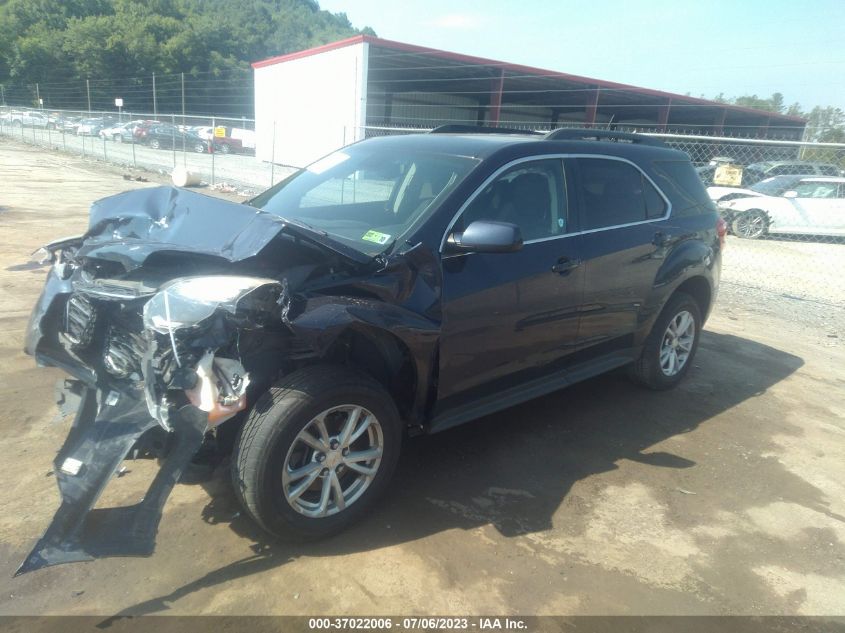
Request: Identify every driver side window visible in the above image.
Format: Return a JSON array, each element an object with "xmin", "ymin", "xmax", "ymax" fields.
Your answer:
[{"xmin": 460, "ymin": 159, "xmax": 567, "ymax": 241}]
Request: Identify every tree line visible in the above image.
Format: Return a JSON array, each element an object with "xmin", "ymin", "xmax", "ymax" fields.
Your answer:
[
  {"xmin": 0, "ymin": 0, "xmax": 374, "ymax": 117},
  {"xmin": 710, "ymin": 92, "xmax": 844, "ymax": 143}
]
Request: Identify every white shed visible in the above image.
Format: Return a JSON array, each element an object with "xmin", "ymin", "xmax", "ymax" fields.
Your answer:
[{"xmin": 253, "ymin": 38, "xmax": 369, "ymax": 168}]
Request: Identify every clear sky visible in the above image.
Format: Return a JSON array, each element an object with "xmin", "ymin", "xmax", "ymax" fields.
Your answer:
[{"xmin": 317, "ymin": 0, "xmax": 845, "ymax": 111}]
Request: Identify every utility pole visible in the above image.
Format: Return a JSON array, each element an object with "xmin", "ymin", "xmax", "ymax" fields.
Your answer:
[
  {"xmin": 181, "ymin": 72, "xmax": 185, "ymax": 119},
  {"xmin": 0, "ymin": 84, "xmax": 5, "ymax": 106},
  {"xmin": 35, "ymin": 83, "xmax": 40, "ymax": 108},
  {"xmin": 152, "ymin": 72, "xmax": 157, "ymax": 117},
  {"xmin": 86, "ymin": 78, "xmax": 91, "ymax": 113}
]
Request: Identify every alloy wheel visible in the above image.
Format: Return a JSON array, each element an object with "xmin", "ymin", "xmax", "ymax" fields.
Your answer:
[
  {"xmin": 282, "ymin": 405, "xmax": 383, "ymax": 518},
  {"xmin": 660, "ymin": 310, "xmax": 695, "ymax": 376}
]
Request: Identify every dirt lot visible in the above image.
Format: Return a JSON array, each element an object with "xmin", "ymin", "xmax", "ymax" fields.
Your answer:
[{"xmin": 0, "ymin": 139, "xmax": 843, "ymax": 617}]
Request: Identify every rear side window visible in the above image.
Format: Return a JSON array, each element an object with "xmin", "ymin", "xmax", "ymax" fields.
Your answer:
[
  {"xmin": 576, "ymin": 158, "xmax": 666, "ymax": 230},
  {"xmin": 651, "ymin": 160, "xmax": 714, "ymax": 216}
]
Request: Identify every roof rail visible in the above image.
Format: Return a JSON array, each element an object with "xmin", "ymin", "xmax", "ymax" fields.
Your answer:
[
  {"xmin": 543, "ymin": 128, "xmax": 665, "ymax": 147},
  {"xmin": 429, "ymin": 124, "xmax": 542, "ymax": 136}
]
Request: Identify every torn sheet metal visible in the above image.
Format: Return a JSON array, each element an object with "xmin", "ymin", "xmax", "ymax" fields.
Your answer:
[{"xmin": 16, "ymin": 382, "xmax": 207, "ymax": 576}]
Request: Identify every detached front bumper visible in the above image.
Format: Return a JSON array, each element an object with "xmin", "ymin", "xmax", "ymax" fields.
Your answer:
[{"xmin": 17, "ymin": 381, "xmax": 207, "ymax": 576}]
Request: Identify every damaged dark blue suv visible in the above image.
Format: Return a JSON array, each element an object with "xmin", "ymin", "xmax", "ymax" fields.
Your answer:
[{"xmin": 19, "ymin": 128, "xmax": 723, "ymax": 574}]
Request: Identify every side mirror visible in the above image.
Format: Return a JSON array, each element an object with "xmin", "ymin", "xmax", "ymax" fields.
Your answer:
[
  {"xmin": 446, "ymin": 220, "xmax": 523, "ymax": 254},
  {"xmin": 783, "ymin": 190, "xmax": 798, "ymax": 199}
]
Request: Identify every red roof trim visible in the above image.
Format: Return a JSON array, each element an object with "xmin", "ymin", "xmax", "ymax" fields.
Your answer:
[
  {"xmin": 252, "ymin": 35, "xmax": 805, "ymax": 123},
  {"xmin": 251, "ymin": 35, "xmax": 367, "ymax": 69}
]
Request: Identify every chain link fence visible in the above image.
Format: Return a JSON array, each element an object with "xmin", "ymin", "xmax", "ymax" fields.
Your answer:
[{"xmin": 0, "ymin": 105, "xmax": 297, "ymax": 193}]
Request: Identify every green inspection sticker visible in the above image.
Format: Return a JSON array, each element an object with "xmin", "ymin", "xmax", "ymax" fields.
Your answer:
[{"xmin": 361, "ymin": 230, "xmax": 392, "ymax": 245}]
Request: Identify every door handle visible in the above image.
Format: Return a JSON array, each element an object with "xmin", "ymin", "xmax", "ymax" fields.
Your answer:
[{"xmin": 551, "ymin": 258, "xmax": 582, "ymax": 275}]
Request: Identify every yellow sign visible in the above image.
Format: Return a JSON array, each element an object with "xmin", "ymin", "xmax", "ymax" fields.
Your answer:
[
  {"xmin": 713, "ymin": 164, "xmax": 743, "ymax": 187},
  {"xmin": 214, "ymin": 126, "xmax": 227, "ymax": 138}
]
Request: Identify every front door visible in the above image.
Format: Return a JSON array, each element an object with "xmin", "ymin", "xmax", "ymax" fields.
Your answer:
[{"xmin": 437, "ymin": 158, "xmax": 584, "ymax": 412}]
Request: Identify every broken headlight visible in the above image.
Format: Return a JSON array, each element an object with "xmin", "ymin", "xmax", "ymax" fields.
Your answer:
[{"xmin": 142, "ymin": 276, "xmax": 282, "ymax": 334}]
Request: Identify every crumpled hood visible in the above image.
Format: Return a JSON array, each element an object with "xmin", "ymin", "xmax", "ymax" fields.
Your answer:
[
  {"xmin": 75, "ymin": 186, "xmax": 369, "ymax": 270},
  {"xmin": 79, "ymin": 186, "xmax": 284, "ymax": 269}
]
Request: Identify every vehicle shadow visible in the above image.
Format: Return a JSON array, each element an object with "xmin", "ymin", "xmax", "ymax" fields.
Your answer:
[{"xmin": 101, "ymin": 330, "xmax": 805, "ymax": 620}]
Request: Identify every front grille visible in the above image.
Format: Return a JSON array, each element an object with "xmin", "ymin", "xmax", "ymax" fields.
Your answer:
[
  {"xmin": 63, "ymin": 294, "xmax": 96, "ymax": 348},
  {"xmin": 103, "ymin": 327, "xmax": 145, "ymax": 378}
]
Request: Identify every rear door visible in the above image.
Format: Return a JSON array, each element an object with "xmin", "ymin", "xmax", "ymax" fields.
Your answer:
[{"xmin": 571, "ymin": 157, "xmax": 671, "ymax": 357}]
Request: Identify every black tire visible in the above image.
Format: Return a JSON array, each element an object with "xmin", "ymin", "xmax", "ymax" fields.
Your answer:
[
  {"xmin": 12, "ymin": 120, "xmax": 22, "ymax": 128},
  {"xmin": 629, "ymin": 291, "xmax": 702, "ymax": 390},
  {"xmin": 149, "ymin": 138, "xmax": 161, "ymax": 150},
  {"xmin": 114, "ymin": 134, "xmax": 122, "ymax": 143},
  {"xmin": 731, "ymin": 209, "xmax": 768, "ymax": 239},
  {"xmin": 194, "ymin": 142, "xmax": 206, "ymax": 153},
  {"xmin": 218, "ymin": 143, "xmax": 231, "ymax": 154},
  {"xmin": 232, "ymin": 365, "xmax": 402, "ymax": 541}
]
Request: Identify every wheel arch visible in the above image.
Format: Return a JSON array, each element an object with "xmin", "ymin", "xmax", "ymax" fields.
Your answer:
[{"xmin": 320, "ymin": 325, "xmax": 420, "ymax": 424}]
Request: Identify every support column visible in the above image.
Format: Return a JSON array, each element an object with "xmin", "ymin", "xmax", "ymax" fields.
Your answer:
[
  {"xmin": 714, "ymin": 108, "xmax": 727, "ymax": 136},
  {"xmin": 584, "ymin": 88, "xmax": 599, "ymax": 128},
  {"xmin": 488, "ymin": 69, "xmax": 505, "ymax": 126},
  {"xmin": 658, "ymin": 100, "xmax": 671, "ymax": 131}
]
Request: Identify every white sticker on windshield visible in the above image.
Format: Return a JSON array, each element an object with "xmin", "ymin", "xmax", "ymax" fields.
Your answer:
[
  {"xmin": 307, "ymin": 151, "xmax": 350, "ymax": 175},
  {"xmin": 362, "ymin": 230, "xmax": 392, "ymax": 245}
]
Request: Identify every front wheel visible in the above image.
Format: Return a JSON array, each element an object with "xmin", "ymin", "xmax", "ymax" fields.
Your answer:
[
  {"xmin": 194, "ymin": 142, "xmax": 207, "ymax": 153},
  {"xmin": 732, "ymin": 210, "xmax": 768, "ymax": 239},
  {"xmin": 232, "ymin": 365, "xmax": 402, "ymax": 541},
  {"xmin": 149, "ymin": 138, "xmax": 161, "ymax": 150},
  {"xmin": 629, "ymin": 292, "xmax": 702, "ymax": 390}
]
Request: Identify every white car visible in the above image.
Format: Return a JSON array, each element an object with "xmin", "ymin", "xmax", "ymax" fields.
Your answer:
[{"xmin": 712, "ymin": 176, "xmax": 845, "ymax": 239}]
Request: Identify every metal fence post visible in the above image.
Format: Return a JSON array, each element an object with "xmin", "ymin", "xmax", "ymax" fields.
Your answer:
[
  {"xmin": 102, "ymin": 132, "xmax": 107, "ymax": 161},
  {"xmin": 47, "ymin": 121, "xmax": 51, "ymax": 147},
  {"xmin": 131, "ymin": 125, "xmax": 136, "ymax": 168},
  {"xmin": 270, "ymin": 120, "xmax": 276, "ymax": 187},
  {"xmin": 171, "ymin": 114, "xmax": 176, "ymax": 168},
  {"xmin": 211, "ymin": 116, "xmax": 216, "ymax": 186}
]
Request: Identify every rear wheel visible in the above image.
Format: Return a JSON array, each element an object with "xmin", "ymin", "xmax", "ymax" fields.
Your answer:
[
  {"xmin": 629, "ymin": 292, "xmax": 702, "ymax": 390},
  {"xmin": 232, "ymin": 365, "xmax": 402, "ymax": 541},
  {"xmin": 218, "ymin": 143, "xmax": 231, "ymax": 154},
  {"xmin": 194, "ymin": 142, "xmax": 206, "ymax": 153},
  {"xmin": 149, "ymin": 138, "xmax": 161, "ymax": 150},
  {"xmin": 114, "ymin": 134, "xmax": 122, "ymax": 143},
  {"xmin": 732, "ymin": 210, "xmax": 768, "ymax": 239}
]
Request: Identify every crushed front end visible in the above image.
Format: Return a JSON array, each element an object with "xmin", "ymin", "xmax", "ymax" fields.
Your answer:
[{"xmin": 17, "ymin": 187, "xmax": 307, "ymax": 575}]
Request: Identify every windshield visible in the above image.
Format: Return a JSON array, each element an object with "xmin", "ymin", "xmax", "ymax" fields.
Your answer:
[
  {"xmin": 750, "ymin": 176, "xmax": 801, "ymax": 196},
  {"xmin": 249, "ymin": 145, "xmax": 480, "ymax": 255}
]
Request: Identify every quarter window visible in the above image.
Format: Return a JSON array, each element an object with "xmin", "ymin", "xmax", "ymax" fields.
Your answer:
[{"xmin": 576, "ymin": 158, "xmax": 666, "ymax": 230}]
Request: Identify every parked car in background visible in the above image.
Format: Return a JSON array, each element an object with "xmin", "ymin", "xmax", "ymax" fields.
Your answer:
[
  {"xmin": 131, "ymin": 120, "xmax": 160, "ymax": 143},
  {"xmin": 192, "ymin": 125, "xmax": 255, "ymax": 154},
  {"xmin": 706, "ymin": 174, "xmax": 808, "ymax": 203},
  {"xmin": 143, "ymin": 125, "xmax": 219, "ymax": 153},
  {"xmin": 100, "ymin": 119, "xmax": 158, "ymax": 143},
  {"xmin": 715, "ymin": 176, "xmax": 845, "ymax": 238},
  {"xmin": 697, "ymin": 160, "xmax": 841, "ymax": 188},
  {"xmin": 0, "ymin": 110, "xmax": 57, "ymax": 129},
  {"xmin": 75, "ymin": 117, "xmax": 117, "ymax": 136},
  {"xmin": 742, "ymin": 161, "xmax": 841, "ymax": 185}
]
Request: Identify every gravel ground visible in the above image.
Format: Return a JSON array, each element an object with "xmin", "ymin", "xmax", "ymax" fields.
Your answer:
[{"xmin": 1, "ymin": 139, "xmax": 844, "ymax": 617}]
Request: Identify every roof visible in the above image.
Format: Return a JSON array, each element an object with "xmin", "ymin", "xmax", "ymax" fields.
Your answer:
[
  {"xmin": 349, "ymin": 132, "xmax": 689, "ymax": 163},
  {"xmin": 252, "ymin": 35, "xmax": 805, "ymax": 125}
]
